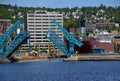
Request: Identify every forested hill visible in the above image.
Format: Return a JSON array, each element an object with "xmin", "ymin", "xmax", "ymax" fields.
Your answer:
[{"xmin": 0, "ymin": 4, "xmax": 120, "ymax": 24}]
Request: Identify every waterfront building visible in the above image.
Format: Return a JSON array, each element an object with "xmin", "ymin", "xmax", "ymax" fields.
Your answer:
[
  {"xmin": 0, "ymin": 19, "xmax": 12, "ymax": 45},
  {"xmin": 0, "ymin": 19, "xmax": 11, "ymax": 35},
  {"xmin": 114, "ymin": 36, "xmax": 120, "ymax": 53},
  {"xmin": 96, "ymin": 30, "xmax": 113, "ymax": 43},
  {"xmin": 96, "ymin": 19, "xmax": 115, "ymax": 28},
  {"xmin": 24, "ymin": 13, "xmax": 63, "ymax": 54},
  {"xmin": 69, "ymin": 27, "xmax": 80, "ymax": 35},
  {"xmin": 85, "ymin": 19, "xmax": 116, "ymax": 32}
]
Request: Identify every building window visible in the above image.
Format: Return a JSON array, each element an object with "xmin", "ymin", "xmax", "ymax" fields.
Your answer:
[
  {"xmin": 29, "ymin": 22, "xmax": 34, "ymax": 23},
  {"xmin": 28, "ymin": 15, "xmax": 34, "ymax": 17},
  {"xmin": 35, "ymin": 15, "xmax": 41, "ymax": 17},
  {"xmin": 29, "ymin": 25, "xmax": 34, "ymax": 27},
  {"xmin": 29, "ymin": 19, "xmax": 34, "ymax": 20},
  {"xmin": 42, "ymin": 19, "xmax": 49, "ymax": 20},
  {"xmin": 35, "ymin": 19, "xmax": 41, "ymax": 20},
  {"xmin": 57, "ymin": 16, "xmax": 62, "ymax": 17},
  {"xmin": 42, "ymin": 16, "xmax": 48, "ymax": 17},
  {"xmin": 29, "ymin": 28, "xmax": 34, "ymax": 30},
  {"xmin": 35, "ymin": 22, "xmax": 41, "ymax": 23}
]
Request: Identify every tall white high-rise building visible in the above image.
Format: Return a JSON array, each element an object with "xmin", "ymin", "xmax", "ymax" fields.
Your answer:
[{"xmin": 26, "ymin": 13, "xmax": 63, "ymax": 53}]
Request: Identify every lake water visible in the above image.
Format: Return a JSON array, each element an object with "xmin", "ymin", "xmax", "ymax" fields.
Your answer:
[{"xmin": 0, "ymin": 60, "xmax": 120, "ymax": 81}]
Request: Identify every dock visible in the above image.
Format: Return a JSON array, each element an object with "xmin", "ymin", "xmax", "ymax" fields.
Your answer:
[{"xmin": 63, "ymin": 54, "xmax": 120, "ymax": 61}]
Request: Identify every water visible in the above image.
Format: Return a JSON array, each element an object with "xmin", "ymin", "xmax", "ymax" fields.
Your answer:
[{"xmin": 0, "ymin": 60, "xmax": 120, "ymax": 81}]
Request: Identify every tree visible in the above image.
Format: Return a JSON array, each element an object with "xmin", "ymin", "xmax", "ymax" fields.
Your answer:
[
  {"xmin": 42, "ymin": 48, "xmax": 47, "ymax": 53},
  {"xmin": 63, "ymin": 19, "xmax": 79, "ymax": 29},
  {"xmin": 14, "ymin": 4, "xmax": 18, "ymax": 15},
  {"xmin": 99, "ymin": 4, "xmax": 106, "ymax": 10}
]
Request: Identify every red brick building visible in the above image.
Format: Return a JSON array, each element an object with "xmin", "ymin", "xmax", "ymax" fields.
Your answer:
[
  {"xmin": 65, "ymin": 39, "xmax": 115, "ymax": 54},
  {"xmin": 0, "ymin": 19, "xmax": 11, "ymax": 35},
  {"xmin": 96, "ymin": 19, "xmax": 115, "ymax": 28}
]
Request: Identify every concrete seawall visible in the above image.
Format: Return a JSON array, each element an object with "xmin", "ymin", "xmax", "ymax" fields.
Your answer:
[{"xmin": 63, "ymin": 54, "xmax": 120, "ymax": 61}]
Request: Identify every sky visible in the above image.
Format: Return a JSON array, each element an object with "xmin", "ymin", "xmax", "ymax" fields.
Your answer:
[{"xmin": 0, "ymin": 0, "xmax": 120, "ymax": 8}]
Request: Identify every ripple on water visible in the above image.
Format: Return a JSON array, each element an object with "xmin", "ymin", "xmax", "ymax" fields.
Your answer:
[{"xmin": 0, "ymin": 60, "xmax": 120, "ymax": 81}]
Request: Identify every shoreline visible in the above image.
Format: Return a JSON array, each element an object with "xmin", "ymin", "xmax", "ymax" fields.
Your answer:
[{"xmin": 1, "ymin": 54, "xmax": 120, "ymax": 63}]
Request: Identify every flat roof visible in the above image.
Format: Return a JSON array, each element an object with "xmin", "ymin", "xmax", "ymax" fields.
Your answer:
[{"xmin": 0, "ymin": 19, "xmax": 11, "ymax": 22}]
